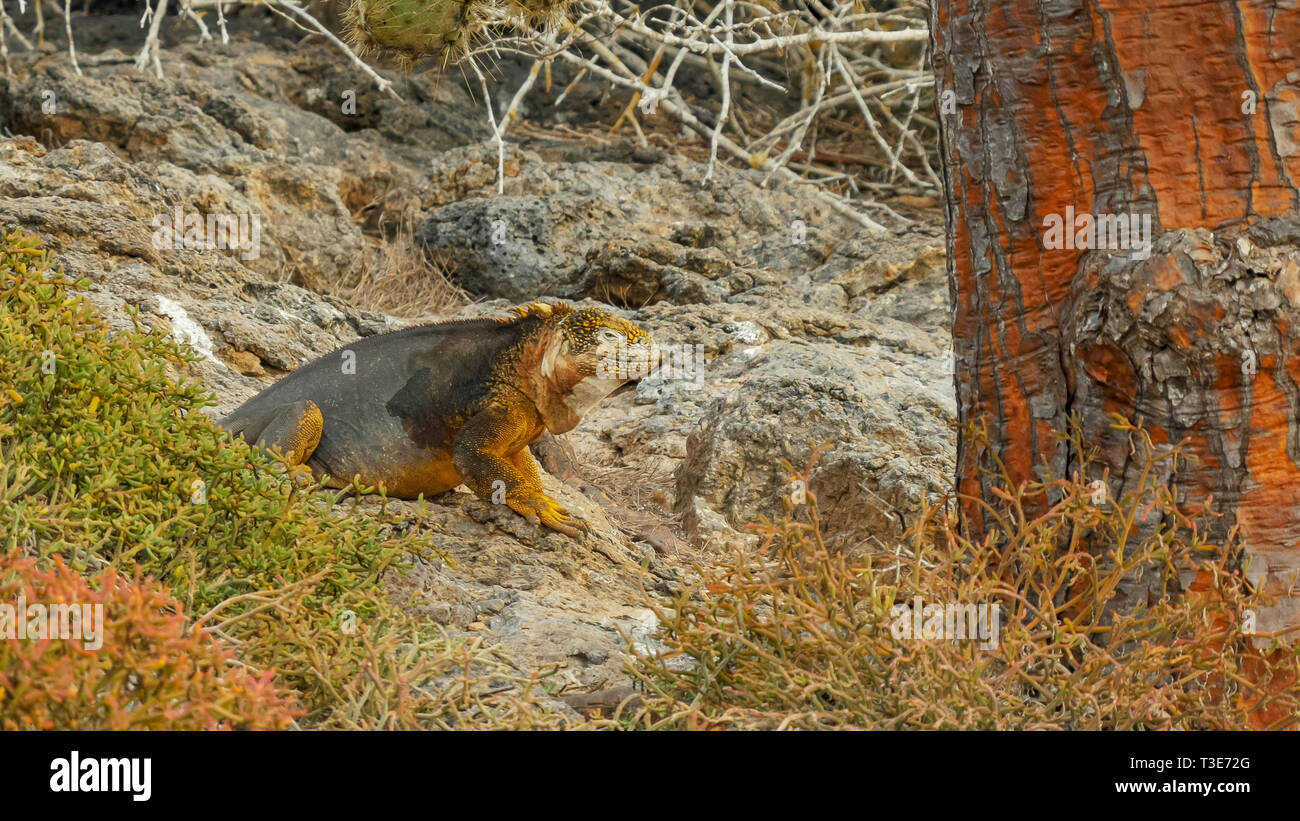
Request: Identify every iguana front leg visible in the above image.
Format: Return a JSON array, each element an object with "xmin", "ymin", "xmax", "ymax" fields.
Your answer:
[
  {"xmin": 506, "ymin": 446, "xmax": 587, "ymax": 537},
  {"xmin": 453, "ymin": 400, "xmax": 587, "ymax": 537}
]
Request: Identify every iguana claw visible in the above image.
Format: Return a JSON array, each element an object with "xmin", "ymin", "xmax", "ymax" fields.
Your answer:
[{"xmin": 509, "ymin": 494, "xmax": 587, "ymax": 537}]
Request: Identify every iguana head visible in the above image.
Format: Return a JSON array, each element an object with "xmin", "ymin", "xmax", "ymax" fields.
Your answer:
[
  {"xmin": 512, "ymin": 302, "xmax": 656, "ymax": 433},
  {"xmin": 556, "ymin": 306, "xmax": 656, "ymax": 381}
]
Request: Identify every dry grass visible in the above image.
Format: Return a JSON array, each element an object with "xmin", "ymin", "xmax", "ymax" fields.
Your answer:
[
  {"xmin": 615, "ymin": 420, "xmax": 1300, "ymax": 730},
  {"xmin": 337, "ymin": 223, "xmax": 468, "ymax": 319}
]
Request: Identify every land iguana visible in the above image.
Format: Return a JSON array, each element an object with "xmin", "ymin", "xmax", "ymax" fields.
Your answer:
[{"xmin": 219, "ymin": 302, "xmax": 655, "ymax": 537}]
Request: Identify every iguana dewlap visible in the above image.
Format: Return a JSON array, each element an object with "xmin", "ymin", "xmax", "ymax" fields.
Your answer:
[{"xmin": 219, "ymin": 302, "xmax": 655, "ymax": 537}]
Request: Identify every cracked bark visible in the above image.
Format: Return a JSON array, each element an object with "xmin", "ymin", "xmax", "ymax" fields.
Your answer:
[{"xmin": 930, "ymin": 0, "xmax": 1300, "ymax": 649}]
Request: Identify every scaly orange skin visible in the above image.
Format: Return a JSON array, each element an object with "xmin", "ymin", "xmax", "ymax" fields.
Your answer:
[{"xmin": 220, "ymin": 302, "xmax": 655, "ymax": 537}]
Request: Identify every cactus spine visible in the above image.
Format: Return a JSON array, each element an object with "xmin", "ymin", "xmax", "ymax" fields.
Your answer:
[{"xmin": 343, "ymin": 0, "xmax": 576, "ymax": 69}]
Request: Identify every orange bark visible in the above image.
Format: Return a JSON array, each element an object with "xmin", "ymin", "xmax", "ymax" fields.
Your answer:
[{"xmin": 931, "ymin": 0, "xmax": 1300, "ymax": 645}]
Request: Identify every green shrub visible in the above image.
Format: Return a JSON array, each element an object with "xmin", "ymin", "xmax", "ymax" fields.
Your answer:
[{"xmin": 0, "ymin": 228, "xmax": 564, "ymax": 729}]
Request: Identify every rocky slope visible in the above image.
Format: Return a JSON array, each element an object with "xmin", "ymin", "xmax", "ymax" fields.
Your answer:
[{"xmin": 0, "ymin": 12, "xmax": 954, "ymax": 707}]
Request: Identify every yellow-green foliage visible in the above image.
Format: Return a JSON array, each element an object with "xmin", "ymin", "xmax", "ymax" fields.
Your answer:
[
  {"xmin": 623, "ymin": 425, "xmax": 1300, "ymax": 730},
  {"xmin": 0, "ymin": 229, "xmax": 563, "ymax": 729}
]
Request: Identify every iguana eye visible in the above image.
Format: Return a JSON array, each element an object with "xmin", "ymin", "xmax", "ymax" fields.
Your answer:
[{"xmin": 597, "ymin": 328, "xmax": 623, "ymax": 344}]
